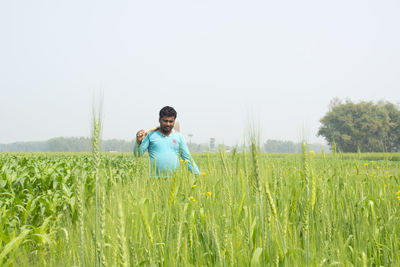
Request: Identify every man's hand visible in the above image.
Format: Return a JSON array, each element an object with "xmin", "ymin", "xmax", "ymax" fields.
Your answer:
[{"xmin": 136, "ymin": 129, "xmax": 146, "ymax": 145}]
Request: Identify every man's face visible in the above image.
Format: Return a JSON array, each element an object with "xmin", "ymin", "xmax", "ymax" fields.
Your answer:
[{"xmin": 159, "ymin": 116, "xmax": 175, "ymax": 135}]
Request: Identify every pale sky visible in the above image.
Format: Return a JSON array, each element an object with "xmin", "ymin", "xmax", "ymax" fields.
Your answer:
[{"xmin": 1, "ymin": 0, "xmax": 399, "ymax": 145}]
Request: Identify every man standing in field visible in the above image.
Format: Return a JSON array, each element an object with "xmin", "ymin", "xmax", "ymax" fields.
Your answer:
[{"xmin": 134, "ymin": 106, "xmax": 200, "ymax": 177}]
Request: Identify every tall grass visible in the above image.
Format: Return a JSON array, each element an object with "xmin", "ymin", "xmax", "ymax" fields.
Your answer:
[
  {"xmin": 0, "ymin": 148, "xmax": 400, "ymax": 265},
  {"xmin": 91, "ymin": 102, "xmax": 102, "ymax": 267}
]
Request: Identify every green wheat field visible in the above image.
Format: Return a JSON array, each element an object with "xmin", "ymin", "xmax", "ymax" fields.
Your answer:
[{"xmin": 1, "ymin": 143, "xmax": 400, "ymax": 266}]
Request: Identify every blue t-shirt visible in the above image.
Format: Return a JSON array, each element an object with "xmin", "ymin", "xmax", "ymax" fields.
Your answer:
[{"xmin": 133, "ymin": 130, "xmax": 200, "ymax": 177}]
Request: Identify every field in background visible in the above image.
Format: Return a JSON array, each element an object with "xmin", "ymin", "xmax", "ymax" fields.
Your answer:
[{"xmin": 1, "ymin": 150, "xmax": 400, "ymax": 266}]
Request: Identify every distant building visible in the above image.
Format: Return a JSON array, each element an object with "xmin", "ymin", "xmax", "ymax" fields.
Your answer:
[
  {"xmin": 187, "ymin": 134, "xmax": 193, "ymax": 144},
  {"xmin": 209, "ymin": 138, "xmax": 216, "ymax": 152}
]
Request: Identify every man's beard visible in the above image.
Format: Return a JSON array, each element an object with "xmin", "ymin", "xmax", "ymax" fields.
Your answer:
[{"xmin": 161, "ymin": 126, "xmax": 172, "ymax": 134}]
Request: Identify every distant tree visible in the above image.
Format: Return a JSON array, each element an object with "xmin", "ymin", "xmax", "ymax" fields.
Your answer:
[
  {"xmin": 262, "ymin": 140, "xmax": 328, "ymax": 153},
  {"xmin": 318, "ymin": 100, "xmax": 400, "ymax": 152},
  {"xmin": 263, "ymin": 140, "xmax": 299, "ymax": 153},
  {"xmin": 103, "ymin": 139, "xmax": 134, "ymax": 152},
  {"xmin": 379, "ymin": 101, "xmax": 400, "ymax": 152}
]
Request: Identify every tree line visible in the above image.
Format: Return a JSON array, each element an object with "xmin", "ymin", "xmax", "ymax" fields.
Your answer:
[
  {"xmin": 0, "ymin": 137, "xmax": 328, "ymax": 153},
  {"xmin": 0, "ymin": 137, "xmax": 135, "ymax": 152},
  {"xmin": 262, "ymin": 140, "xmax": 329, "ymax": 153},
  {"xmin": 318, "ymin": 99, "xmax": 400, "ymax": 152}
]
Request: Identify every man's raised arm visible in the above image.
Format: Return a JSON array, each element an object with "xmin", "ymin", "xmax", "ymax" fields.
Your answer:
[{"xmin": 133, "ymin": 129, "xmax": 149, "ymax": 157}]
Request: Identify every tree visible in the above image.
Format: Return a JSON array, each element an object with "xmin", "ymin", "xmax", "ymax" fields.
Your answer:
[
  {"xmin": 263, "ymin": 140, "xmax": 299, "ymax": 153},
  {"xmin": 379, "ymin": 101, "xmax": 400, "ymax": 152},
  {"xmin": 318, "ymin": 100, "xmax": 400, "ymax": 152}
]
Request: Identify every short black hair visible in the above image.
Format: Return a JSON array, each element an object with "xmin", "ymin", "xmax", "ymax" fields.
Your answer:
[{"xmin": 159, "ymin": 106, "xmax": 177, "ymax": 119}]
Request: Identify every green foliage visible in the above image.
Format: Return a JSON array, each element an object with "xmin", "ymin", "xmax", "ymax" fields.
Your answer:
[
  {"xmin": 1, "ymin": 151, "xmax": 400, "ymax": 266},
  {"xmin": 0, "ymin": 153, "xmax": 138, "ymax": 265},
  {"xmin": 318, "ymin": 99, "xmax": 400, "ymax": 152}
]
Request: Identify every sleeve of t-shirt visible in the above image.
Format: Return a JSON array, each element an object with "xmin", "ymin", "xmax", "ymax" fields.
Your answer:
[
  {"xmin": 133, "ymin": 134, "xmax": 150, "ymax": 157},
  {"xmin": 179, "ymin": 135, "xmax": 200, "ymax": 175}
]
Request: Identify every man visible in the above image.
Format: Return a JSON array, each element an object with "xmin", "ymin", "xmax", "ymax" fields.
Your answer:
[{"xmin": 134, "ymin": 106, "xmax": 200, "ymax": 177}]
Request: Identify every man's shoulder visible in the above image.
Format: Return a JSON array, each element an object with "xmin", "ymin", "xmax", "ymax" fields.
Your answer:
[
  {"xmin": 172, "ymin": 131, "xmax": 184, "ymax": 140},
  {"xmin": 147, "ymin": 130, "xmax": 161, "ymax": 141}
]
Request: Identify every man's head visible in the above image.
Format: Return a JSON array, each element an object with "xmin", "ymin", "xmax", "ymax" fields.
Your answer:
[
  {"xmin": 159, "ymin": 106, "xmax": 177, "ymax": 135},
  {"xmin": 159, "ymin": 106, "xmax": 177, "ymax": 119}
]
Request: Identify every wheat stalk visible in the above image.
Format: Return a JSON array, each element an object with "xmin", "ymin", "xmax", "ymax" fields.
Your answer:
[
  {"xmin": 311, "ymin": 170, "xmax": 316, "ymax": 211},
  {"xmin": 76, "ymin": 174, "xmax": 85, "ymax": 267},
  {"xmin": 212, "ymin": 222, "xmax": 222, "ymax": 264},
  {"xmin": 168, "ymin": 174, "xmax": 177, "ymax": 206},
  {"xmin": 229, "ymin": 237, "xmax": 235, "ymax": 267},
  {"xmin": 117, "ymin": 202, "xmax": 129, "ymax": 267},
  {"xmin": 99, "ymin": 188, "xmax": 107, "ymax": 267},
  {"xmin": 302, "ymin": 142, "xmax": 310, "ymax": 265},
  {"xmin": 362, "ymin": 252, "xmax": 367, "ymax": 267},
  {"xmin": 265, "ymin": 182, "xmax": 277, "ymax": 218},
  {"xmin": 176, "ymin": 203, "xmax": 188, "ymax": 263},
  {"xmin": 223, "ymin": 214, "xmax": 229, "ymax": 262},
  {"xmin": 250, "ymin": 142, "xmax": 261, "ymax": 194},
  {"xmin": 283, "ymin": 205, "xmax": 288, "ymax": 241},
  {"xmin": 129, "ymin": 237, "xmax": 139, "ymax": 266},
  {"xmin": 140, "ymin": 209, "xmax": 153, "ymax": 244},
  {"xmin": 91, "ymin": 100, "xmax": 102, "ymax": 267}
]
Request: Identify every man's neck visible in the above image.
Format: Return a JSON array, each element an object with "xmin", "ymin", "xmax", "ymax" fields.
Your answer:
[{"xmin": 159, "ymin": 129, "xmax": 173, "ymax": 137}]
